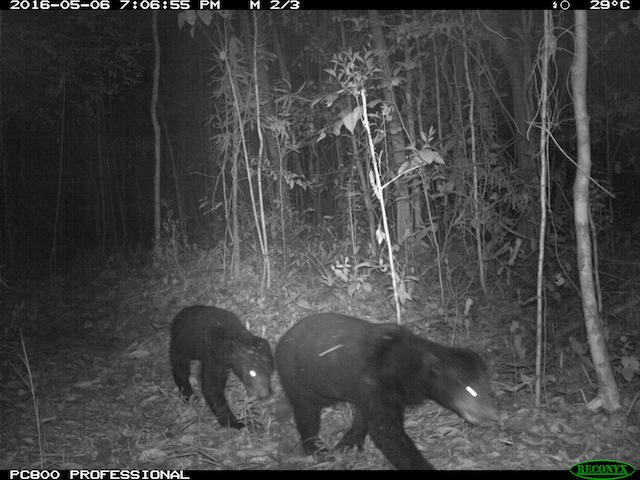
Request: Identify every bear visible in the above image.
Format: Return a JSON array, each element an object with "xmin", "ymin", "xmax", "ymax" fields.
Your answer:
[
  {"xmin": 170, "ymin": 305, "xmax": 274, "ymax": 429},
  {"xmin": 275, "ymin": 313, "xmax": 498, "ymax": 470}
]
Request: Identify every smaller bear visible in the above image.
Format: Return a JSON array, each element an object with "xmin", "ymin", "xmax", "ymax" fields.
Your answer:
[
  {"xmin": 170, "ymin": 305, "xmax": 273, "ymax": 429},
  {"xmin": 275, "ymin": 313, "xmax": 498, "ymax": 470}
]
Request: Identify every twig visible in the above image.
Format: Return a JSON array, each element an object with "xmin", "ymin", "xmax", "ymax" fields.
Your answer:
[{"xmin": 18, "ymin": 331, "xmax": 45, "ymax": 468}]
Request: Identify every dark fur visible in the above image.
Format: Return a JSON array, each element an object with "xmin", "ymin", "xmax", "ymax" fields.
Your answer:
[
  {"xmin": 275, "ymin": 313, "xmax": 498, "ymax": 469},
  {"xmin": 170, "ymin": 305, "xmax": 273, "ymax": 429}
]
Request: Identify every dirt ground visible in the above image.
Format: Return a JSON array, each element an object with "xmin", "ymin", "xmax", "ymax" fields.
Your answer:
[{"xmin": 1, "ymin": 261, "xmax": 638, "ymax": 470}]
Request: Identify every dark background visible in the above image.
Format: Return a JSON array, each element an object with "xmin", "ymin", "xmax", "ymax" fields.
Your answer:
[{"xmin": 1, "ymin": 11, "xmax": 639, "ymax": 278}]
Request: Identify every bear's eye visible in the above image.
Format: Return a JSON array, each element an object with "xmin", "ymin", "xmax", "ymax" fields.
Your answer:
[
  {"xmin": 465, "ymin": 386, "xmax": 478, "ymax": 397},
  {"xmin": 249, "ymin": 370, "xmax": 257, "ymax": 378}
]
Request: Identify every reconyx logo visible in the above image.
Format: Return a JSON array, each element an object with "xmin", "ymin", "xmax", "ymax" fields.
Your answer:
[{"xmin": 570, "ymin": 460, "xmax": 636, "ymax": 480}]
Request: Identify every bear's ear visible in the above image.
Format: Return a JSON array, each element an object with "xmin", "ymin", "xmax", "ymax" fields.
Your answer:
[
  {"xmin": 256, "ymin": 337, "xmax": 272, "ymax": 354},
  {"xmin": 375, "ymin": 324, "xmax": 405, "ymax": 342},
  {"xmin": 218, "ymin": 335, "xmax": 240, "ymax": 355},
  {"xmin": 367, "ymin": 326, "xmax": 404, "ymax": 366}
]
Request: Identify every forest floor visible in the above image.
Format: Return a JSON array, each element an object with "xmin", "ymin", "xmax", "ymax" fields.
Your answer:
[{"xmin": 1, "ymin": 252, "xmax": 639, "ymax": 471}]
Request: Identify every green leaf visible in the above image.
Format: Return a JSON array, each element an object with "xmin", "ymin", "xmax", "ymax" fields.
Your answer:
[
  {"xmin": 417, "ymin": 147, "xmax": 444, "ymax": 165},
  {"xmin": 197, "ymin": 10, "xmax": 213, "ymax": 25},
  {"xmin": 183, "ymin": 10, "xmax": 197, "ymax": 26},
  {"xmin": 343, "ymin": 106, "xmax": 362, "ymax": 134}
]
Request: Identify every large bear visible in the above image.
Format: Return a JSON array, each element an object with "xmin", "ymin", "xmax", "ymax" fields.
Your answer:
[
  {"xmin": 275, "ymin": 313, "xmax": 498, "ymax": 470},
  {"xmin": 170, "ymin": 305, "xmax": 273, "ymax": 429}
]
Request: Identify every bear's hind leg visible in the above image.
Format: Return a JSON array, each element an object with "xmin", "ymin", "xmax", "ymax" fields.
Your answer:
[
  {"xmin": 290, "ymin": 395, "xmax": 325, "ymax": 455},
  {"xmin": 335, "ymin": 406, "xmax": 367, "ymax": 451}
]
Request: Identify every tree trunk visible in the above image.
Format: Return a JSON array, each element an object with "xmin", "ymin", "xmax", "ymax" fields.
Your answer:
[
  {"xmin": 0, "ymin": 12, "xmax": 15, "ymax": 270},
  {"xmin": 231, "ymin": 134, "xmax": 240, "ymax": 278},
  {"xmin": 151, "ymin": 12, "xmax": 162, "ymax": 252},
  {"xmin": 162, "ymin": 112, "xmax": 186, "ymax": 242},
  {"xmin": 461, "ymin": 14, "xmax": 487, "ymax": 294},
  {"xmin": 535, "ymin": 11, "xmax": 552, "ymax": 407},
  {"xmin": 481, "ymin": 12, "xmax": 535, "ymax": 172},
  {"xmin": 338, "ymin": 20, "xmax": 377, "ymax": 255},
  {"xmin": 245, "ymin": 14, "xmax": 283, "ymax": 211},
  {"xmin": 572, "ymin": 10, "xmax": 620, "ymax": 413},
  {"xmin": 368, "ymin": 10, "xmax": 411, "ymax": 243}
]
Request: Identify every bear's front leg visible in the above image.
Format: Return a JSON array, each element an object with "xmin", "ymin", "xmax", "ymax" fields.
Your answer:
[
  {"xmin": 201, "ymin": 360, "xmax": 244, "ymax": 429},
  {"xmin": 365, "ymin": 398, "xmax": 434, "ymax": 470}
]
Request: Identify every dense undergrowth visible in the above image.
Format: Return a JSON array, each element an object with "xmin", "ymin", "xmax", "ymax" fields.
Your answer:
[{"xmin": 0, "ymin": 246, "xmax": 638, "ymax": 470}]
